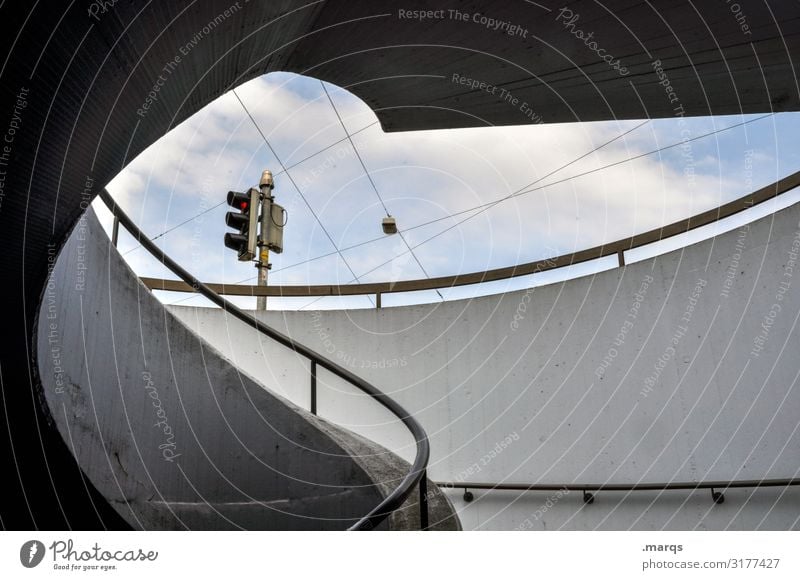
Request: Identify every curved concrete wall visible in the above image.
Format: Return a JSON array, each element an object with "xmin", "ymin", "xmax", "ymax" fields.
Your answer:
[
  {"xmin": 171, "ymin": 202, "xmax": 800, "ymax": 530},
  {"xmin": 36, "ymin": 209, "xmax": 458, "ymax": 530}
]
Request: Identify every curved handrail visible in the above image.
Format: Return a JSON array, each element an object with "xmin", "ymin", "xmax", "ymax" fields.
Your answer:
[
  {"xmin": 439, "ymin": 478, "xmax": 800, "ymax": 503},
  {"xmin": 98, "ymin": 188, "xmax": 430, "ymax": 531},
  {"xmin": 439, "ymin": 478, "xmax": 800, "ymax": 492},
  {"xmin": 140, "ymin": 170, "xmax": 800, "ymax": 300}
]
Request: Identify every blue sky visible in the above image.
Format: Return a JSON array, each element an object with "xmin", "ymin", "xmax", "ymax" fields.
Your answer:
[{"xmin": 94, "ymin": 72, "xmax": 800, "ymax": 309}]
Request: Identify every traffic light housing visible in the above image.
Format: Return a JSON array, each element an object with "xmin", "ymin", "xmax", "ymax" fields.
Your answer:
[
  {"xmin": 224, "ymin": 188, "xmax": 259, "ymax": 261},
  {"xmin": 265, "ymin": 202, "xmax": 285, "ymax": 254}
]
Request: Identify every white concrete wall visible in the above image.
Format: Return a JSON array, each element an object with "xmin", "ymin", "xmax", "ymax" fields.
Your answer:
[
  {"xmin": 169, "ymin": 203, "xmax": 800, "ymax": 530},
  {"xmin": 37, "ymin": 210, "xmax": 462, "ymax": 530}
]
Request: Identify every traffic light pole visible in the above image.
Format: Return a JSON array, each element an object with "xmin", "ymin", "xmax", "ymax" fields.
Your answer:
[{"xmin": 256, "ymin": 170, "xmax": 274, "ymax": 310}]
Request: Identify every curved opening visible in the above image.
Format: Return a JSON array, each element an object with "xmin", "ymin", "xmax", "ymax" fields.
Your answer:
[{"xmin": 94, "ymin": 72, "xmax": 800, "ymax": 311}]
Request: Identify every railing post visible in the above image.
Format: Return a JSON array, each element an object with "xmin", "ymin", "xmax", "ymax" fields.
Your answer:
[
  {"xmin": 111, "ymin": 216, "xmax": 120, "ymax": 247},
  {"xmin": 376, "ymin": 292, "xmax": 382, "ymax": 308},
  {"xmin": 100, "ymin": 188, "xmax": 430, "ymax": 532},
  {"xmin": 310, "ymin": 360, "xmax": 317, "ymax": 415},
  {"xmin": 419, "ymin": 469, "xmax": 429, "ymax": 530}
]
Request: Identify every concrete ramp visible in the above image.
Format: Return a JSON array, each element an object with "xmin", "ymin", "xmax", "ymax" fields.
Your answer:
[{"xmin": 35, "ymin": 209, "xmax": 458, "ymax": 530}]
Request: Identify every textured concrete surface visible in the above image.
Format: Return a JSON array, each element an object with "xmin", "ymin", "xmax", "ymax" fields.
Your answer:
[
  {"xmin": 308, "ymin": 414, "xmax": 460, "ymax": 531},
  {"xmin": 172, "ymin": 202, "xmax": 800, "ymax": 530},
  {"xmin": 2, "ymin": 0, "xmax": 799, "ymax": 528},
  {"xmin": 36, "ymin": 209, "xmax": 459, "ymax": 530}
]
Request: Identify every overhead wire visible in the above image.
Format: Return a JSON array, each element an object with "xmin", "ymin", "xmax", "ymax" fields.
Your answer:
[
  {"xmin": 232, "ymin": 89, "xmax": 375, "ymax": 306},
  {"xmin": 293, "ymin": 115, "xmax": 649, "ymax": 309},
  {"xmin": 274, "ymin": 112, "xmax": 774, "ymax": 283},
  {"xmin": 117, "ymin": 119, "xmax": 379, "ymax": 256},
  {"xmin": 163, "ymin": 110, "xmax": 775, "ymax": 306},
  {"xmin": 320, "ymin": 80, "xmax": 445, "ymax": 301},
  {"xmin": 295, "ymin": 112, "xmax": 773, "ymax": 309}
]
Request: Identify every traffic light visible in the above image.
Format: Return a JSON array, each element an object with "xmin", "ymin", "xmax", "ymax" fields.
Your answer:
[{"xmin": 224, "ymin": 188, "xmax": 259, "ymax": 261}]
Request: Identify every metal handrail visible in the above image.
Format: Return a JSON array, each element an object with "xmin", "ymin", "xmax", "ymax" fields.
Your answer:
[
  {"xmin": 439, "ymin": 478, "xmax": 800, "ymax": 505},
  {"xmin": 99, "ymin": 188, "xmax": 431, "ymax": 531},
  {"xmin": 139, "ymin": 171, "xmax": 800, "ymax": 301}
]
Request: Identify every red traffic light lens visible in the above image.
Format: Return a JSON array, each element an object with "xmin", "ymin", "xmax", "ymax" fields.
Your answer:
[{"xmin": 227, "ymin": 190, "xmax": 251, "ymax": 211}]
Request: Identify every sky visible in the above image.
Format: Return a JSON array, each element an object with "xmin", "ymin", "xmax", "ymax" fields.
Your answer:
[{"xmin": 93, "ymin": 72, "xmax": 800, "ymax": 310}]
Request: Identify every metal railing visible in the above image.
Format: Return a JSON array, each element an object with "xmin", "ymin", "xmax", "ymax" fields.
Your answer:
[
  {"xmin": 99, "ymin": 188, "xmax": 431, "ymax": 531},
  {"xmin": 439, "ymin": 478, "xmax": 800, "ymax": 505},
  {"xmin": 102, "ymin": 171, "xmax": 800, "ymax": 527},
  {"xmin": 139, "ymin": 171, "xmax": 800, "ymax": 305}
]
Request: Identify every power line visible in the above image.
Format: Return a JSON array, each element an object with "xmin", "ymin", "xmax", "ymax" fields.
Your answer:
[
  {"xmin": 295, "ymin": 115, "xmax": 648, "ymax": 309},
  {"xmin": 444, "ymin": 113, "xmax": 774, "ymax": 217},
  {"xmin": 320, "ymin": 81, "xmax": 444, "ymax": 301},
  {"xmin": 321, "ymin": 82, "xmax": 391, "ymax": 216},
  {"xmin": 124, "ymin": 99, "xmax": 769, "ymax": 268},
  {"xmin": 272, "ymin": 112, "xmax": 774, "ymax": 281},
  {"xmin": 277, "ymin": 121, "xmax": 378, "ymax": 176},
  {"xmin": 117, "ymin": 120, "xmax": 379, "ymax": 257},
  {"xmin": 296, "ymin": 112, "xmax": 774, "ymax": 308},
  {"xmin": 121, "ymin": 200, "xmax": 225, "ymax": 256},
  {"xmin": 233, "ymin": 89, "xmax": 375, "ymax": 306},
  {"xmin": 164, "ymin": 91, "xmax": 376, "ymax": 308},
  {"xmin": 167, "ymin": 112, "xmax": 774, "ymax": 306}
]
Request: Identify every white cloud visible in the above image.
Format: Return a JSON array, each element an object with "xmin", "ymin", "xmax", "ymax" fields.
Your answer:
[{"xmin": 98, "ymin": 72, "xmax": 798, "ymax": 308}]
